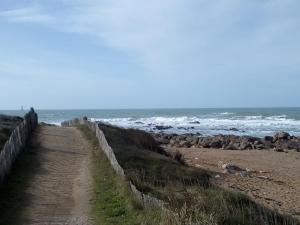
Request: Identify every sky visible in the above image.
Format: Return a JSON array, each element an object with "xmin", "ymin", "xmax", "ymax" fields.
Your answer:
[{"xmin": 0, "ymin": 0, "xmax": 299, "ymax": 109}]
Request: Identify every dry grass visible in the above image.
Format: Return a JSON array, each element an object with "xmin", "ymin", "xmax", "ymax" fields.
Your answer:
[
  {"xmin": 98, "ymin": 123, "xmax": 300, "ymax": 225},
  {"xmin": 77, "ymin": 125, "xmax": 162, "ymax": 225}
]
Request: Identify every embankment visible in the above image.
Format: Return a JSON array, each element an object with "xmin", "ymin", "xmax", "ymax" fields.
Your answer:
[{"xmin": 0, "ymin": 108, "xmax": 38, "ymax": 183}]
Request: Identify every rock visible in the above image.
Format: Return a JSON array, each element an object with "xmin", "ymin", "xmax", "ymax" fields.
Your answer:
[
  {"xmin": 286, "ymin": 141, "xmax": 300, "ymax": 150},
  {"xmin": 190, "ymin": 137, "xmax": 199, "ymax": 146},
  {"xmin": 239, "ymin": 140, "xmax": 252, "ymax": 150},
  {"xmin": 155, "ymin": 130, "xmax": 300, "ymax": 152},
  {"xmin": 274, "ymin": 132, "xmax": 290, "ymax": 141},
  {"xmin": 210, "ymin": 140, "xmax": 222, "ymax": 148},
  {"xmin": 178, "ymin": 126, "xmax": 195, "ymax": 130},
  {"xmin": 254, "ymin": 144, "xmax": 265, "ymax": 150},
  {"xmin": 155, "ymin": 125, "xmax": 172, "ymax": 130},
  {"xmin": 169, "ymin": 139, "xmax": 176, "ymax": 146},
  {"xmin": 254, "ymin": 140, "xmax": 263, "ymax": 145},
  {"xmin": 179, "ymin": 141, "xmax": 191, "ymax": 148},
  {"xmin": 222, "ymin": 163, "xmax": 246, "ymax": 174},
  {"xmin": 229, "ymin": 128, "xmax": 239, "ymax": 132},
  {"xmin": 199, "ymin": 138, "xmax": 212, "ymax": 148},
  {"xmin": 257, "ymin": 176, "xmax": 270, "ymax": 180},
  {"xmin": 224, "ymin": 144, "xmax": 239, "ymax": 150},
  {"xmin": 264, "ymin": 136, "xmax": 274, "ymax": 142},
  {"xmin": 274, "ymin": 148, "xmax": 284, "ymax": 152}
]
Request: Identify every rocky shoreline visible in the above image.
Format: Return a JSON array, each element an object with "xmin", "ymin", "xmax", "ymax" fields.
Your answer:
[{"xmin": 153, "ymin": 131, "xmax": 300, "ymax": 152}]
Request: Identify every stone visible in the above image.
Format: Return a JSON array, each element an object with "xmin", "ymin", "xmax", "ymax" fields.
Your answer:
[
  {"xmin": 229, "ymin": 128, "xmax": 239, "ymax": 132},
  {"xmin": 210, "ymin": 140, "xmax": 222, "ymax": 148},
  {"xmin": 264, "ymin": 136, "xmax": 274, "ymax": 142},
  {"xmin": 179, "ymin": 141, "xmax": 192, "ymax": 148},
  {"xmin": 155, "ymin": 125, "xmax": 173, "ymax": 130},
  {"xmin": 222, "ymin": 163, "xmax": 246, "ymax": 174},
  {"xmin": 274, "ymin": 148, "xmax": 284, "ymax": 152},
  {"xmin": 274, "ymin": 132, "xmax": 290, "ymax": 141}
]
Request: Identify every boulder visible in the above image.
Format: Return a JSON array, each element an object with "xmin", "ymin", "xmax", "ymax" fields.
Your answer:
[
  {"xmin": 210, "ymin": 140, "xmax": 222, "ymax": 148},
  {"xmin": 274, "ymin": 132, "xmax": 290, "ymax": 141},
  {"xmin": 264, "ymin": 136, "xmax": 274, "ymax": 142},
  {"xmin": 155, "ymin": 125, "xmax": 173, "ymax": 130},
  {"xmin": 179, "ymin": 141, "xmax": 191, "ymax": 148}
]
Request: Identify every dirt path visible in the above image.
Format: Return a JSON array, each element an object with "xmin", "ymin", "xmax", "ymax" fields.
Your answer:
[
  {"xmin": 167, "ymin": 147, "xmax": 300, "ymax": 219},
  {"xmin": 22, "ymin": 126, "xmax": 93, "ymax": 225}
]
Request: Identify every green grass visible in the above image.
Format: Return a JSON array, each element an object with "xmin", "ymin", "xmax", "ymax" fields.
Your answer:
[
  {"xmin": 77, "ymin": 125, "xmax": 162, "ymax": 225},
  {"xmin": 98, "ymin": 123, "xmax": 300, "ymax": 225}
]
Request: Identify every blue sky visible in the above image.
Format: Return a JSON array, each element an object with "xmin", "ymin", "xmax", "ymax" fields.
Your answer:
[{"xmin": 0, "ymin": 0, "xmax": 299, "ymax": 109}]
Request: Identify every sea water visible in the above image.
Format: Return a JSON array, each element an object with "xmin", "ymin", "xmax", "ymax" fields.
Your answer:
[{"xmin": 1, "ymin": 108, "xmax": 300, "ymax": 137}]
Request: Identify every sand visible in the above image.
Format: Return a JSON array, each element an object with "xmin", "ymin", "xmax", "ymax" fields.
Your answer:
[{"xmin": 166, "ymin": 147, "xmax": 300, "ymax": 219}]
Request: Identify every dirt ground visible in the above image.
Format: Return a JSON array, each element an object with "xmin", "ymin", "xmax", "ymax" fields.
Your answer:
[
  {"xmin": 22, "ymin": 126, "xmax": 93, "ymax": 225},
  {"xmin": 166, "ymin": 147, "xmax": 300, "ymax": 219}
]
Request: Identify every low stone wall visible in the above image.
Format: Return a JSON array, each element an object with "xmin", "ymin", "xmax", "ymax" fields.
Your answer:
[
  {"xmin": 0, "ymin": 108, "xmax": 38, "ymax": 183},
  {"xmin": 62, "ymin": 118, "xmax": 164, "ymax": 210}
]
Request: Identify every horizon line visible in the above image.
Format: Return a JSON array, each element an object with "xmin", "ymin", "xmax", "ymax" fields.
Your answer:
[{"xmin": 1, "ymin": 106, "xmax": 300, "ymax": 111}]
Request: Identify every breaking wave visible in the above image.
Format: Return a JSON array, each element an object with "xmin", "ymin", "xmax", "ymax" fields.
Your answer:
[{"xmin": 91, "ymin": 114, "xmax": 300, "ymax": 137}]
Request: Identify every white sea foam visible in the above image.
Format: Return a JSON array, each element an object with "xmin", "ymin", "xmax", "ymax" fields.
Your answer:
[{"xmin": 92, "ymin": 115, "xmax": 300, "ymax": 137}]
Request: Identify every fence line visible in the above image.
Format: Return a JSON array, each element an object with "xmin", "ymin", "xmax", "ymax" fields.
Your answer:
[
  {"xmin": 62, "ymin": 118, "xmax": 164, "ymax": 210},
  {"xmin": 0, "ymin": 108, "xmax": 38, "ymax": 183}
]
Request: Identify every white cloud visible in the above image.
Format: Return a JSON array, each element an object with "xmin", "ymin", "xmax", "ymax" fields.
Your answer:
[
  {"xmin": 0, "ymin": 6, "xmax": 55, "ymax": 24},
  {"xmin": 1, "ymin": 0, "xmax": 300, "ymax": 78},
  {"xmin": 55, "ymin": 0, "xmax": 300, "ymax": 76}
]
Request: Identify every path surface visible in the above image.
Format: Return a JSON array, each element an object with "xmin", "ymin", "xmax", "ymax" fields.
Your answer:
[
  {"xmin": 167, "ymin": 147, "xmax": 300, "ymax": 219},
  {"xmin": 23, "ymin": 126, "xmax": 93, "ymax": 225}
]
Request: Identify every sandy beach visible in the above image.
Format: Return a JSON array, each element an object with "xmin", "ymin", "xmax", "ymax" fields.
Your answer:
[{"xmin": 166, "ymin": 146, "xmax": 300, "ymax": 219}]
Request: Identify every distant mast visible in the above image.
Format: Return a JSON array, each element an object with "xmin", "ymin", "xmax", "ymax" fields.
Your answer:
[{"xmin": 21, "ymin": 106, "xmax": 24, "ymax": 111}]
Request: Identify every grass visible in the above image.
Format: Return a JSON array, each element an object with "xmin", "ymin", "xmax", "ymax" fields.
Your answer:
[
  {"xmin": 77, "ymin": 125, "xmax": 162, "ymax": 225},
  {"xmin": 98, "ymin": 123, "xmax": 300, "ymax": 225}
]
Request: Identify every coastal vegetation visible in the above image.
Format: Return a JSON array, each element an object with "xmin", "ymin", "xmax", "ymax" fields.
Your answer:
[
  {"xmin": 98, "ymin": 123, "xmax": 299, "ymax": 225},
  {"xmin": 0, "ymin": 115, "xmax": 23, "ymax": 150},
  {"xmin": 77, "ymin": 125, "xmax": 161, "ymax": 225}
]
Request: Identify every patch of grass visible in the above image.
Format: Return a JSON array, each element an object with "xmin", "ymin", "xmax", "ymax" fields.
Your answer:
[
  {"xmin": 98, "ymin": 123, "xmax": 300, "ymax": 225},
  {"xmin": 99, "ymin": 124, "xmax": 210, "ymax": 198},
  {"xmin": 77, "ymin": 125, "xmax": 162, "ymax": 225}
]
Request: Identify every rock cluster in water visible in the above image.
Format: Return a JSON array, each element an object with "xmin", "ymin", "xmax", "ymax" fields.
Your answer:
[{"xmin": 153, "ymin": 131, "xmax": 300, "ymax": 151}]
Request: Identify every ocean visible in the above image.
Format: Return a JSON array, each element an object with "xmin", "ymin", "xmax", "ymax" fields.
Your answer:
[{"xmin": 1, "ymin": 108, "xmax": 300, "ymax": 137}]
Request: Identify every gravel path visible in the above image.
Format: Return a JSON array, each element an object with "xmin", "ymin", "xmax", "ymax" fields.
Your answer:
[{"xmin": 22, "ymin": 126, "xmax": 93, "ymax": 225}]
